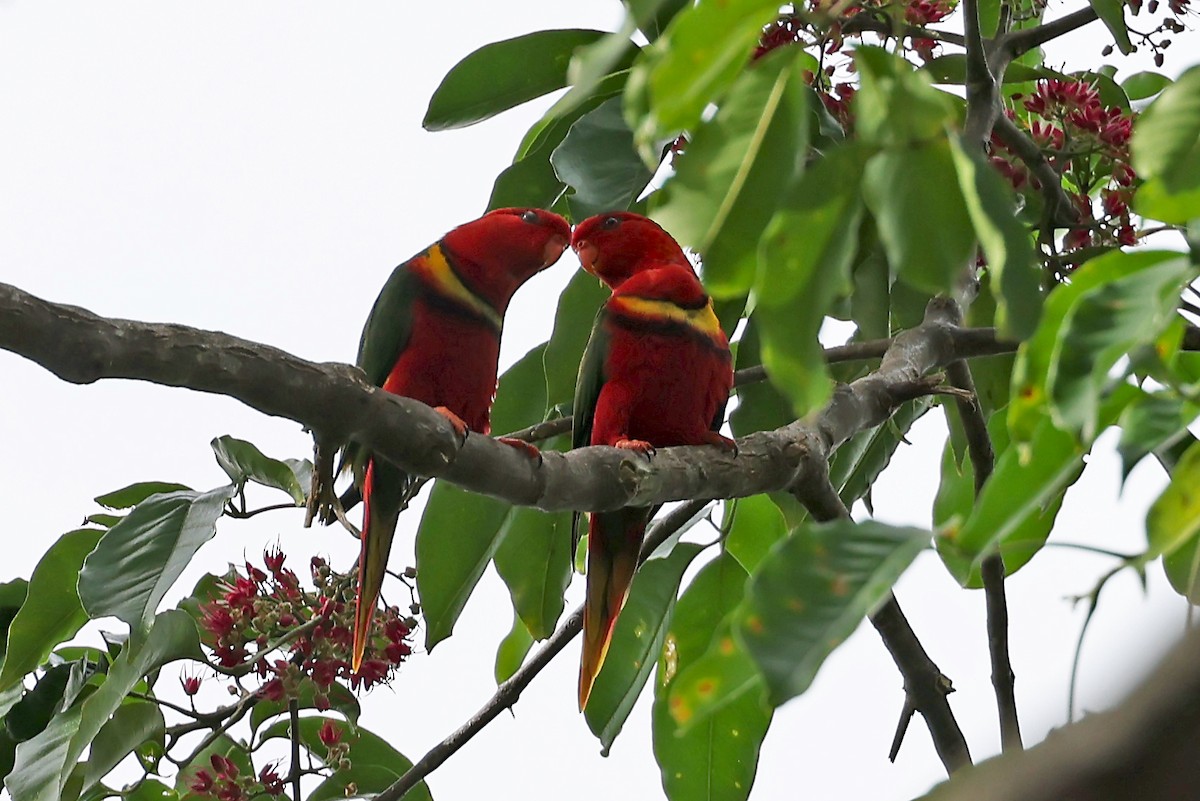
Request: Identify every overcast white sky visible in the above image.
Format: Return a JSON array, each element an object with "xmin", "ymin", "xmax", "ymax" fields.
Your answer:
[{"xmin": 1, "ymin": 3, "xmax": 1197, "ymax": 800}]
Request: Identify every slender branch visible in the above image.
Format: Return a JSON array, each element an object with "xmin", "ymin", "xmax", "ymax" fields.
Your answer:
[
  {"xmin": 992, "ymin": 114, "xmax": 1080, "ymax": 231},
  {"xmin": 1001, "ymin": 6, "xmax": 1100, "ymax": 59},
  {"xmin": 839, "ymin": 13, "xmax": 968, "ymax": 47},
  {"xmin": 945, "ymin": 360, "xmax": 1022, "ymax": 752},
  {"xmin": 288, "ymin": 699, "xmax": 302, "ymax": 801},
  {"xmin": 0, "ymin": 282, "xmax": 1016, "ymax": 517},
  {"xmin": 794, "ymin": 459, "xmax": 972, "ymax": 774},
  {"xmin": 376, "ymin": 499, "xmax": 711, "ymax": 800},
  {"xmin": 224, "ymin": 501, "xmax": 301, "ymax": 520}
]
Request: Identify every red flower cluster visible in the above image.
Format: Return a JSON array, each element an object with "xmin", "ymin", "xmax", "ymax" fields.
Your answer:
[
  {"xmin": 990, "ymin": 79, "xmax": 1139, "ymax": 253},
  {"xmin": 195, "ymin": 549, "xmax": 417, "ymax": 700},
  {"xmin": 754, "ymin": 14, "xmax": 805, "ymax": 59},
  {"xmin": 188, "ymin": 754, "xmax": 285, "ymax": 801}
]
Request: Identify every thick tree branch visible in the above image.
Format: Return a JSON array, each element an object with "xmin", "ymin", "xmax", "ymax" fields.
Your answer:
[
  {"xmin": 1001, "ymin": 6, "xmax": 1100, "ymax": 59},
  {"xmin": 925, "ymin": 628, "xmax": 1200, "ymax": 801},
  {"xmin": 0, "ymin": 282, "xmax": 1012, "ymax": 516},
  {"xmin": 945, "ymin": 360, "xmax": 1023, "ymax": 753},
  {"xmin": 992, "ymin": 113, "xmax": 1080, "ymax": 231},
  {"xmin": 795, "ymin": 459, "xmax": 972, "ymax": 775},
  {"xmin": 375, "ymin": 499, "xmax": 712, "ymax": 801}
]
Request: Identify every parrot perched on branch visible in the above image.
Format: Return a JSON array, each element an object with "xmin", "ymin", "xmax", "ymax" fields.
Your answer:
[
  {"xmin": 570, "ymin": 212, "xmax": 735, "ymax": 709},
  {"xmin": 343, "ymin": 207, "xmax": 570, "ymax": 672}
]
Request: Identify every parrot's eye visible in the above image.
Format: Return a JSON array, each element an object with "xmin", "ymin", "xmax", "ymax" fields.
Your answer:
[
  {"xmin": 520, "ymin": 210, "xmax": 540, "ymax": 224},
  {"xmin": 601, "ymin": 216, "xmax": 620, "ymax": 229}
]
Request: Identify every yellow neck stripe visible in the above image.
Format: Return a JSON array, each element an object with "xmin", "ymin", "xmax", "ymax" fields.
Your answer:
[
  {"xmin": 610, "ymin": 295, "xmax": 724, "ymax": 340},
  {"xmin": 420, "ymin": 245, "xmax": 504, "ymax": 331}
]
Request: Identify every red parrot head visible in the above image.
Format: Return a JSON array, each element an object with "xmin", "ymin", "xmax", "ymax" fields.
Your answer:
[
  {"xmin": 570, "ymin": 212, "xmax": 694, "ymax": 289},
  {"xmin": 441, "ymin": 207, "xmax": 571, "ymax": 309}
]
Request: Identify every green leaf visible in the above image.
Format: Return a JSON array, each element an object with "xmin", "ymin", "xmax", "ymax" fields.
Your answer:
[
  {"xmin": 753, "ymin": 144, "xmax": 865, "ymax": 414},
  {"xmin": 261, "ymin": 717, "xmax": 432, "ymax": 801},
  {"xmin": 585, "ymin": 543, "xmax": 704, "ymax": 754},
  {"xmin": 1087, "ymin": 0, "xmax": 1133, "ymax": 54},
  {"xmin": 82, "ymin": 701, "xmax": 163, "ymax": 793},
  {"xmin": 93, "ymin": 483, "xmax": 191, "ymax": 510},
  {"xmin": 654, "ymin": 49, "xmax": 811, "ymax": 298},
  {"xmin": 1123, "ymin": 70, "xmax": 1172, "ymax": 101},
  {"xmin": 1134, "ymin": 142, "xmax": 1200, "ymax": 223},
  {"xmin": 947, "ymin": 135, "xmax": 1041, "ymax": 340},
  {"xmin": 494, "ymin": 611, "xmax": 534, "ymax": 684},
  {"xmin": 493, "ymin": 509, "xmax": 573, "ymax": 640},
  {"xmin": 728, "ymin": 323, "xmax": 794, "ymax": 437},
  {"xmin": 249, "ymin": 681, "xmax": 360, "ymax": 737},
  {"xmin": 625, "ymin": 0, "xmax": 691, "ymax": 41},
  {"xmin": 1146, "ymin": 441, "xmax": 1200, "ymax": 575},
  {"xmin": 834, "ymin": 400, "xmax": 936, "ymax": 510},
  {"xmin": 0, "ymin": 579, "xmax": 29, "ymax": 669},
  {"xmin": 78, "ymin": 486, "xmax": 236, "ymax": 632},
  {"xmin": 853, "ymin": 46, "xmax": 957, "ymax": 147},
  {"xmin": 5, "ymin": 663, "xmax": 73, "ymax": 743},
  {"xmin": 923, "ymin": 54, "xmax": 1065, "ymax": 85},
  {"xmin": 627, "ymin": 0, "xmax": 784, "ymax": 152},
  {"xmin": 8, "ymin": 612, "xmax": 199, "ymax": 801},
  {"xmin": 546, "ymin": 22, "xmax": 640, "ymax": 127},
  {"xmin": 210, "ymin": 436, "xmax": 306, "ymax": 504},
  {"xmin": 1047, "ymin": 257, "xmax": 1194, "ymax": 439},
  {"xmin": 863, "ymin": 140, "xmax": 976, "ymax": 295},
  {"xmin": 1133, "ymin": 65, "xmax": 1200, "ymax": 189},
  {"xmin": 1009, "ymin": 249, "xmax": 1182, "ymax": 444},
  {"xmin": 725, "ymin": 496, "xmax": 788, "ymax": 575},
  {"xmin": 543, "ymin": 270, "xmax": 611, "ymax": 410},
  {"xmin": 551, "ymin": 97, "xmax": 654, "ymax": 220},
  {"xmin": 653, "ymin": 553, "xmax": 769, "ymax": 801},
  {"xmin": 125, "ymin": 779, "xmax": 176, "ymax": 801},
  {"xmin": 423, "ymin": 29, "xmax": 609, "ymax": 131},
  {"xmin": 0, "ymin": 530, "xmax": 104, "ymax": 692},
  {"xmin": 1117, "ymin": 391, "xmax": 1200, "ymax": 479},
  {"xmin": 736, "ymin": 520, "xmax": 929, "ymax": 705}
]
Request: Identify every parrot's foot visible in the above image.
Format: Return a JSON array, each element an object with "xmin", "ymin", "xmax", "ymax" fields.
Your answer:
[
  {"xmin": 497, "ymin": 437, "xmax": 543, "ymax": 466},
  {"xmin": 433, "ymin": 406, "xmax": 470, "ymax": 444},
  {"xmin": 614, "ymin": 438, "xmax": 656, "ymax": 458},
  {"xmin": 306, "ymin": 436, "xmax": 339, "ymax": 528},
  {"xmin": 701, "ymin": 431, "xmax": 739, "ymax": 456}
]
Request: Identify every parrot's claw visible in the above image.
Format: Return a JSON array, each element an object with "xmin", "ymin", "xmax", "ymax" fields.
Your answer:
[
  {"xmin": 497, "ymin": 436, "xmax": 543, "ymax": 466},
  {"xmin": 701, "ymin": 431, "xmax": 739, "ymax": 457},
  {"xmin": 614, "ymin": 438, "xmax": 656, "ymax": 458},
  {"xmin": 433, "ymin": 406, "xmax": 470, "ymax": 445}
]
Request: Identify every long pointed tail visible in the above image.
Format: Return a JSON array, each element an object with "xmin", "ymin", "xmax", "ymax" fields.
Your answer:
[
  {"xmin": 352, "ymin": 458, "xmax": 404, "ymax": 672},
  {"xmin": 579, "ymin": 507, "xmax": 649, "ymax": 710}
]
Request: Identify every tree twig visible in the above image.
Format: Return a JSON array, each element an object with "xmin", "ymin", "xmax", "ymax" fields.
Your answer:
[
  {"xmin": 288, "ymin": 699, "xmax": 302, "ymax": 801},
  {"xmin": 1001, "ymin": 6, "xmax": 1100, "ymax": 58},
  {"xmin": 945, "ymin": 360, "xmax": 1022, "ymax": 752}
]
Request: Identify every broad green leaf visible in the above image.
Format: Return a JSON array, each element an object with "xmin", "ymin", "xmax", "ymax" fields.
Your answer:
[
  {"xmin": 249, "ymin": 681, "xmax": 360, "ymax": 736},
  {"xmin": 625, "ymin": 0, "xmax": 692, "ymax": 41},
  {"xmin": 1123, "ymin": 71, "xmax": 1172, "ymax": 101},
  {"xmin": 551, "ymin": 97, "xmax": 654, "ymax": 220},
  {"xmin": 125, "ymin": 780, "xmax": 176, "ymax": 801},
  {"xmin": 923, "ymin": 54, "xmax": 1066, "ymax": 85},
  {"xmin": 78, "ymin": 486, "xmax": 236, "ymax": 632},
  {"xmin": 1146, "ymin": 441, "xmax": 1200, "ymax": 583},
  {"xmin": 5, "ymin": 663, "xmax": 73, "ymax": 743},
  {"xmin": 0, "ymin": 580, "xmax": 30, "ymax": 667},
  {"xmin": 8, "ymin": 612, "xmax": 199, "ymax": 801},
  {"xmin": 210, "ymin": 436, "xmax": 306, "ymax": 504},
  {"xmin": 514, "ymin": 73, "xmax": 626, "ymax": 162},
  {"xmin": 627, "ymin": 0, "xmax": 784, "ymax": 153},
  {"xmin": 1133, "ymin": 66, "xmax": 1200, "ymax": 189},
  {"xmin": 417, "ymin": 344, "xmax": 551, "ymax": 651},
  {"xmin": 545, "ymin": 21, "xmax": 640, "ymax": 126},
  {"xmin": 493, "ymin": 508, "xmax": 573, "ymax": 640},
  {"xmin": 1009, "ymin": 249, "xmax": 1181, "ymax": 444},
  {"xmin": 494, "ymin": 611, "xmax": 534, "ymax": 684},
  {"xmin": 93, "ymin": 483, "xmax": 191, "ymax": 510},
  {"xmin": 654, "ymin": 49, "xmax": 810, "ymax": 298},
  {"xmin": 948, "ymin": 135, "xmax": 1041, "ymax": 340},
  {"xmin": 423, "ymin": 29, "xmax": 609, "ymax": 131},
  {"xmin": 261, "ymin": 717, "xmax": 432, "ymax": 801},
  {"xmin": 725, "ymin": 496, "xmax": 788, "ymax": 575},
  {"xmin": 489, "ymin": 150, "xmax": 569, "ymax": 212},
  {"xmin": 729, "ymin": 324, "xmax": 794, "ymax": 438},
  {"xmin": 654, "ymin": 554, "xmax": 769, "ymax": 801},
  {"xmin": 933, "ymin": 411, "xmax": 1066, "ymax": 586},
  {"xmin": 1117, "ymin": 392, "xmax": 1200, "ymax": 479},
  {"xmin": 1087, "ymin": 0, "xmax": 1133, "ymax": 54},
  {"xmin": 0, "ymin": 529, "xmax": 104, "ymax": 692},
  {"xmin": 1134, "ymin": 154, "xmax": 1200, "ymax": 224},
  {"xmin": 853, "ymin": 47, "xmax": 957, "ymax": 147},
  {"xmin": 82, "ymin": 701, "xmax": 163, "ymax": 792},
  {"xmin": 850, "ymin": 242, "xmax": 890, "ymax": 341},
  {"xmin": 1047, "ymin": 257, "xmax": 1194, "ymax": 439},
  {"xmin": 863, "ymin": 140, "xmax": 976, "ymax": 295},
  {"xmin": 834, "ymin": 399, "xmax": 936, "ymax": 511},
  {"xmin": 585, "ymin": 543, "xmax": 704, "ymax": 754},
  {"xmin": 543, "ymin": 270, "xmax": 611, "ymax": 410},
  {"xmin": 753, "ymin": 144, "xmax": 865, "ymax": 414},
  {"xmin": 736, "ymin": 520, "xmax": 929, "ymax": 705},
  {"xmin": 943, "ymin": 388, "xmax": 1137, "ymax": 583}
]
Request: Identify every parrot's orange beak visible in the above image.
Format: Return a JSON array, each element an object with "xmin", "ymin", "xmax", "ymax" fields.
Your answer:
[
  {"xmin": 544, "ymin": 234, "xmax": 569, "ymax": 266},
  {"xmin": 574, "ymin": 240, "xmax": 598, "ymax": 276}
]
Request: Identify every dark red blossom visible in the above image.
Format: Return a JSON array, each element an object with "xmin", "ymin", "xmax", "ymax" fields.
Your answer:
[
  {"xmin": 319, "ymin": 719, "xmax": 343, "ymax": 747},
  {"xmin": 180, "ymin": 674, "xmax": 202, "ymax": 696},
  {"xmin": 259, "ymin": 764, "xmax": 285, "ymax": 797},
  {"xmin": 189, "ymin": 770, "xmax": 215, "ymax": 794}
]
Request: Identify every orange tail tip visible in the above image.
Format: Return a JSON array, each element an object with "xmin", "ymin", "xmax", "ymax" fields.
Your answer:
[
  {"xmin": 578, "ymin": 510, "xmax": 644, "ymax": 710},
  {"xmin": 352, "ymin": 458, "xmax": 399, "ymax": 673}
]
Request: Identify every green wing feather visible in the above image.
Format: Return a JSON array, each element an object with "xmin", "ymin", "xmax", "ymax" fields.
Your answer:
[{"xmin": 571, "ymin": 307, "xmax": 610, "ymax": 548}]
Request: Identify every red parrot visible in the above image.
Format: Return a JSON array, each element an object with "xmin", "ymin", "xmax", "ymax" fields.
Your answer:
[
  {"xmin": 570, "ymin": 212, "xmax": 734, "ymax": 709},
  {"xmin": 345, "ymin": 207, "xmax": 570, "ymax": 672}
]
